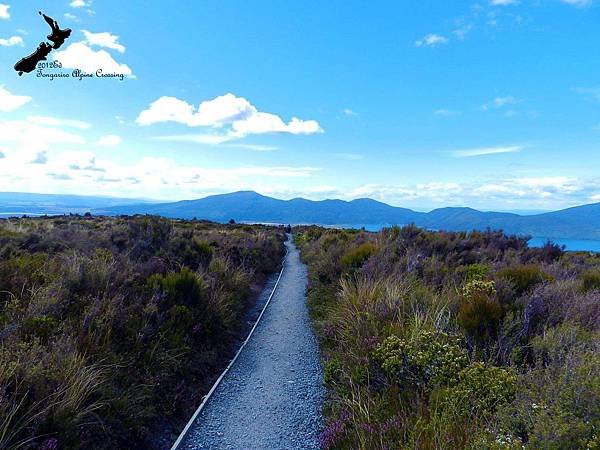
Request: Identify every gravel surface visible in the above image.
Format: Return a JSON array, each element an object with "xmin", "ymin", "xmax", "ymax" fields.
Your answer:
[{"xmin": 180, "ymin": 236, "xmax": 325, "ymax": 450}]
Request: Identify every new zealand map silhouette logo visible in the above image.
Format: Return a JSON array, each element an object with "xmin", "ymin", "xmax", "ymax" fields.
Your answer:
[{"xmin": 14, "ymin": 11, "xmax": 72, "ymax": 76}]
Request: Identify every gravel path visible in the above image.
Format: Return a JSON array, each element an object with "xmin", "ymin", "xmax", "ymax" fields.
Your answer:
[{"xmin": 179, "ymin": 236, "xmax": 325, "ymax": 450}]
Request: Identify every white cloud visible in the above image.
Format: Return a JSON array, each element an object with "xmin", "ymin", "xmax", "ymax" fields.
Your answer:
[
  {"xmin": 342, "ymin": 108, "xmax": 358, "ymax": 116},
  {"xmin": 434, "ymin": 109, "xmax": 461, "ymax": 116},
  {"xmin": 482, "ymin": 95, "xmax": 520, "ymax": 110},
  {"xmin": 0, "ymin": 146, "xmax": 321, "ymax": 201},
  {"xmin": 138, "ymin": 93, "xmax": 323, "ymax": 141},
  {"xmin": 453, "ymin": 24, "xmax": 473, "ymax": 40},
  {"xmin": 223, "ymin": 144, "xmax": 278, "ymax": 152},
  {"xmin": 0, "ymin": 118, "xmax": 86, "ymax": 170},
  {"xmin": 491, "ymin": 0, "xmax": 518, "ymax": 5},
  {"xmin": 0, "ymin": 36, "xmax": 22, "ymax": 46},
  {"xmin": 97, "ymin": 134, "xmax": 121, "ymax": 146},
  {"xmin": 329, "ymin": 175, "xmax": 598, "ymax": 210},
  {"xmin": 0, "ymin": 86, "xmax": 31, "ymax": 112},
  {"xmin": 0, "ymin": 3, "xmax": 9, "ymax": 19},
  {"xmin": 137, "ymin": 94, "xmax": 255, "ymax": 128},
  {"xmin": 53, "ymin": 42, "xmax": 133, "ymax": 76},
  {"xmin": 415, "ymin": 34, "xmax": 448, "ymax": 47},
  {"xmin": 231, "ymin": 112, "xmax": 322, "ymax": 136},
  {"xmin": 82, "ymin": 30, "xmax": 125, "ymax": 53},
  {"xmin": 27, "ymin": 115, "xmax": 91, "ymax": 130},
  {"xmin": 451, "ymin": 145, "xmax": 524, "ymax": 157},
  {"xmin": 70, "ymin": 0, "xmax": 90, "ymax": 8},
  {"xmin": 153, "ymin": 133, "xmax": 236, "ymax": 145},
  {"xmin": 64, "ymin": 13, "xmax": 79, "ymax": 21},
  {"xmin": 331, "ymin": 153, "xmax": 363, "ymax": 160},
  {"xmin": 494, "ymin": 96, "xmax": 518, "ymax": 107}
]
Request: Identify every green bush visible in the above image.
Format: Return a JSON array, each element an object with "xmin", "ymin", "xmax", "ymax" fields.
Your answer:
[
  {"xmin": 497, "ymin": 264, "xmax": 553, "ymax": 295},
  {"xmin": 458, "ymin": 279, "xmax": 502, "ymax": 340},
  {"xmin": 323, "ymin": 357, "xmax": 342, "ymax": 384},
  {"xmin": 437, "ymin": 363, "xmax": 517, "ymax": 419},
  {"xmin": 193, "ymin": 238, "xmax": 214, "ymax": 266},
  {"xmin": 161, "ymin": 305, "xmax": 194, "ymax": 348},
  {"xmin": 340, "ymin": 242, "xmax": 376, "ymax": 268},
  {"xmin": 581, "ymin": 268, "xmax": 600, "ymax": 292},
  {"xmin": 495, "ymin": 343, "xmax": 600, "ymax": 449},
  {"xmin": 147, "ymin": 267, "xmax": 206, "ymax": 310},
  {"xmin": 374, "ymin": 330, "xmax": 468, "ymax": 389},
  {"xmin": 20, "ymin": 316, "xmax": 58, "ymax": 344},
  {"xmin": 463, "ymin": 263, "xmax": 491, "ymax": 281}
]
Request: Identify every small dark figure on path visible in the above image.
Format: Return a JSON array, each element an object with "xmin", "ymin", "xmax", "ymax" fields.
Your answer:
[
  {"xmin": 39, "ymin": 11, "xmax": 71, "ymax": 49},
  {"xmin": 13, "ymin": 42, "xmax": 53, "ymax": 75}
]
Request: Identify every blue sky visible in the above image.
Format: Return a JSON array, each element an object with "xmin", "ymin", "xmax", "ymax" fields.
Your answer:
[{"xmin": 0, "ymin": 0, "xmax": 599, "ymax": 210}]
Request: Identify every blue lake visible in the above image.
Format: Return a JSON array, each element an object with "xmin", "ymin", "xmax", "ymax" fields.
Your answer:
[
  {"xmin": 337, "ymin": 224, "xmax": 600, "ymax": 253},
  {"xmin": 527, "ymin": 237, "xmax": 600, "ymax": 253}
]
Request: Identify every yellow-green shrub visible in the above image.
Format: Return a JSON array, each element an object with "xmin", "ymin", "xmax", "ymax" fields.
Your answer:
[{"xmin": 340, "ymin": 242, "xmax": 376, "ymax": 268}]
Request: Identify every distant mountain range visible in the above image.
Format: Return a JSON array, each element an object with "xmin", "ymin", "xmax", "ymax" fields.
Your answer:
[
  {"xmin": 0, "ymin": 192, "xmax": 153, "ymax": 216},
  {"xmin": 2, "ymin": 191, "xmax": 599, "ymax": 240}
]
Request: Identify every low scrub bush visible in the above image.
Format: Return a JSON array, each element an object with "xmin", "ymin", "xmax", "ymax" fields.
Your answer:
[
  {"xmin": 340, "ymin": 242, "xmax": 376, "ymax": 268},
  {"xmin": 374, "ymin": 330, "xmax": 468, "ymax": 389},
  {"xmin": 581, "ymin": 268, "xmax": 600, "ymax": 292},
  {"xmin": 497, "ymin": 264, "xmax": 554, "ymax": 295},
  {"xmin": 458, "ymin": 279, "xmax": 502, "ymax": 341},
  {"xmin": 295, "ymin": 224, "xmax": 599, "ymax": 449},
  {"xmin": 0, "ymin": 216, "xmax": 285, "ymax": 449}
]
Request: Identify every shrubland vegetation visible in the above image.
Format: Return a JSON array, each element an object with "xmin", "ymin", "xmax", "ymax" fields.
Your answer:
[
  {"xmin": 295, "ymin": 225, "xmax": 600, "ymax": 449},
  {"xmin": 0, "ymin": 215, "xmax": 284, "ymax": 449}
]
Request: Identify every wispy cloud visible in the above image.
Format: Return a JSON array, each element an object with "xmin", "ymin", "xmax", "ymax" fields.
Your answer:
[
  {"xmin": 434, "ymin": 109, "xmax": 461, "ymax": 116},
  {"xmin": 27, "ymin": 115, "xmax": 91, "ymax": 130},
  {"xmin": 0, "ymin": 86, "xmax": 31, "ymax": 112},
  {"xmin": 453, "ymin": 24, "xmax": 473, "ymax": 40},
  {"xmin": 331, "ymin": 153, "xmax": 363, "ymax": 160},
  {"xmin": 415, "ymin": 34, "xmax": 448, "ymax": 47},
  {"xmin": 342, "ymin": 108, "xmax": 358, "ymax": 117},
  {"xmin": 451, "ymin": 145, "xmax": 524, "ymax": 157},
  {"xmin": 0, "ymin": 35, "xmax": 22, "ymax": 46},
  {"xmin": 491, "ymin": 0, "xmax": 518, "ymax": 5},
  {"xmin": 332, "ymin": 175, "xmax": 596, "ymax": 210},
  {"xmin": 223, "ymin": 144, "xmax": 278, "ymax": 152},
  {"xmin": 97, "ymin": 135, "xmax": 121, "ymax": 147},
  {"xmin": 560, "ymin": 0, "xmax": 593, "ymax": 7},
  {"xmin": 573, "ymin": 87, "xmax": 600, "ymax": 102},
  {"xmin": 482, "ymin": 95, "xmax": 520, "ymax": 110}
]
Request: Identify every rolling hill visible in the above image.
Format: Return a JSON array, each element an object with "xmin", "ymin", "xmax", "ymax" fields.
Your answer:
[
  {"xmin": 96, "ymin": 191, "xmax": 600, "ymax": 240},
  {"xmin": 0, "ymin": 190, "xmax": 597, "ymax": 239}
]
